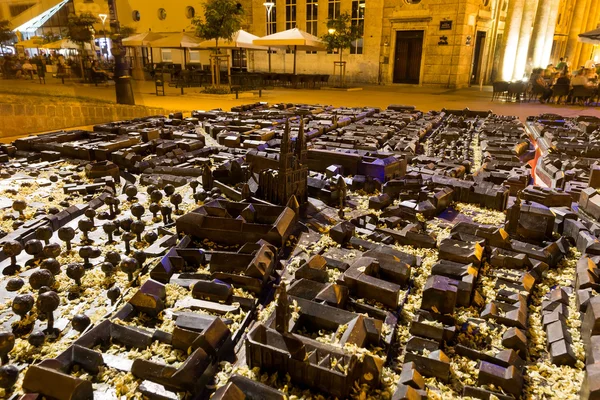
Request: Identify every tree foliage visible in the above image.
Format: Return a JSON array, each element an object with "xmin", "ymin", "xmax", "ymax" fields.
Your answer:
[
  {"xmin": 65, "ymin": 12, "xmax": 98, "ymax": 45},
  {"xmin": 119, "ymin": 25, "xmax": 136, "ymax": 39},
  {"xmin": 43, "ymin": 33, "xmax": 62, "ymax": 44},
  {"xmin": 192, "ymin": 0, "xmax": 244, "ymax": 51},
  {"xmin": 0, "ymin": 20, "xmax": 16, "ymax": 45},
  {"xmin": 321, "ymin": 13, "xmax": 362, "ymax": 57},
  {"xmin": 66, "ymin": 12, "xmax": 98, "ymax": 78}
]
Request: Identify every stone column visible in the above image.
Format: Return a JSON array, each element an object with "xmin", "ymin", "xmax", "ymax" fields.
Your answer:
[
  {"xmin": 565, "ymin": 0, "xmax": 591, "ymax": 65},
  {"xmin": 499, "ymin": 0, "xmax": 527, "ymax": 81},
  {"xmin": 513, "ymin": 0, "xmax": 539, "ymax": 80},
  {"xmin": 529, "ymin": 0, "xmax": 552, "ymax": 67},
  {"xmin": 578, "ymin": 0, "xmax": 600, "ymax": 67},
  {"xmin": 540, "ymin": 0, "xmax": 561, "ymax": 66}
]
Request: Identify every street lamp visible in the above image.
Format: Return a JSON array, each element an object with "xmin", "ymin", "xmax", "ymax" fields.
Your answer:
[
  {"xmin": 98, "ymin": 13, "xmax": 108, "ymax": 61},
  {"xmin": 263, "ymin": 1, "xmax": 275, "ymax": 35},
  {"xmin": 263, "ymin": 2, "xmax": 275, "ymax": 72}
]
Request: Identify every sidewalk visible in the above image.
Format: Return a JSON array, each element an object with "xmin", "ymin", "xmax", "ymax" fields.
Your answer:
[{"xmin": 2, "ymin": 77, "xmax": 600, "ymax": 121}]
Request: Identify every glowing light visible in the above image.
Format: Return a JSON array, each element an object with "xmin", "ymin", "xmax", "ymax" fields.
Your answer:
[
  {"xmin": 12, "ymin": 0, "xmax": 69, "ymax": 34},
  {"xmin": 263, "ymin": 1, "xmax": 275, "ymax": 13},
  {"xmin": 328, "ymin": 28, "xmax": 336, "ymax": 34}
]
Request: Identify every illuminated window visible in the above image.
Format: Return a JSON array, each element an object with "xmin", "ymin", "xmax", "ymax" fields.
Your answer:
[
  {"xmin": 350, "ymin": 0, "xmax": 365, "ymax": 54},
  {"xmin": 161, "ymin": 49, "xmax": 172, "ymax": 62},
  {"xmin": 132, "ymin": 10, "xmax": 141, "ymax": 21},
  {"xmin": 9, "ymin": 3, "xmax": 34, "ymax": 17},
  {"xmin": 328, "ymin": 0, "xmax": 340, "ymax": 19},
  {"xmin": 286, "ymin": 0, "xmax": 296, "ymax": 30},
  {"xmin": 306, "ymin": 0, "xmax": 318, "ymax": 54},
  {"xmin": 266, "ymin": 3, "xmax": 277, "ymax": 34},
  {"xmin": 232, "ymin": 49, "xmax": 247, "ymax": 68},
  {"xmin": 186, "ymin": 6, "xmax": 195, "ymax": 19},
  {"xmin": 158, "ymin": 8, "xmax": 167, "ymax": 20},
  {"xmin": 189, "ymin": 50, "xmax": 200, "ymax": 63}
]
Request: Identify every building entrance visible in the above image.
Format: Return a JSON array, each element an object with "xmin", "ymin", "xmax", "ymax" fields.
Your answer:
[
  {"xmin": 393, "ymin": 30, "xmax": 424, "ymax": 84},
  {"xmin": 471, "ymin": 31, "xmax": 487, "ymax": 84}
]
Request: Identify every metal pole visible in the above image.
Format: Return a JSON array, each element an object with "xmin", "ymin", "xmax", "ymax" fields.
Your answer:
[
  {"xmin": 107, "ymin": 0, "xmax": 135, "ymax": 104},
  {"xmin": 103, "ymin": 28, "xmax": 108, "ymax": 61},
  {"xmin": 264, "ymin": 2, "xmax": 274, "ymax": 72}
]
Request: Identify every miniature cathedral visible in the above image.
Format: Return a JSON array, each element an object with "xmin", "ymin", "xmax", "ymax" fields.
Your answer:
[{"xmin": 257, "ymin": 118, "xmax": 308, "ymax": 206}]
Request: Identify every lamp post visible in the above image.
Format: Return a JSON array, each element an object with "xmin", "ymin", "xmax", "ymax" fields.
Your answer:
[
  {"xmin": 98, "ymin": 13, "xmax": 108, "ymax": 61},
  {"xmin": 106, "ymin": 0, "xmax": 134, "ymax": 105},
  {"xmin": 263, "ymin": 1, "xmax": 274, "ymax": 72}
]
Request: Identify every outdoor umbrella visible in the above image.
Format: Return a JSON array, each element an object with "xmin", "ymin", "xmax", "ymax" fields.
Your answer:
[
  {"xmin": 199, "ymin": 30, "xmax": 268, "ymax": 73},
  {"xmin": 148, "ymin": 32, "xmax": 204, "ymax": 68},
  {"xmin": 41, "ymin": 39, "xmax": 93, "ymax": 50},
  {"xmin": 123, "ymin": 32, "xmax": 166, "ymax": 65},
  {"xmin": 253, "ymin": 27, "xmax": 326, "ymax": 74},
  {"xmin": 16, "ymin": 36, "xmax": 44, "ymax": 49},
  {"xmin": 122, "ymin": 32, "xmax": 165, "ymax": 47},
  {"xmin": 579, "ymin": 28, "xmax": 600, "ymax": 44},
  {"xmin": 198, "ymin": 29, "xmax": 268, "ymax": 50},
  {"xmin": 148, "ymin": 32, "xmax": 203, "ymax": 49}
]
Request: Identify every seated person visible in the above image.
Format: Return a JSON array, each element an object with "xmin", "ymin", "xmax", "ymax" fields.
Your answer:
[
  {"xmin": 91, "ymin": 61, "xmax": 113, "ymax": 81},
  {"xmin": 22, "ymin": 59, "xmax": 35, "ymax": 79},
  {"xmin": 11, "ymin": 60, "xmax": 23, "ymax": 79},
  {"xmin": 543, "ymin": 64, "xmax": 556, "ymax": 79},
  {"xmin": 586, "ymin": 68, "xmax": 598, "ymax": 82},
  {"xmin": 572, "ymin": 70, "xmax": 596, "ymax": 88},
  {"xmin": 533, "ymin": 73, "xmax": 553, "ymax": 103},
  {"xmin": 572, "ymin": 67, "xmax": 585, "ymax": 77},
  {"xmin": 555, "ymin": 73, "xmax": 571, "ymax": 87}
]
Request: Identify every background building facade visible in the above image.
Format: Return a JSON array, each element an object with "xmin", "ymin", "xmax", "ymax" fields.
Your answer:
[{"xmin": 4, "ymin": 0, "xmax": 599, "ymax": 87}]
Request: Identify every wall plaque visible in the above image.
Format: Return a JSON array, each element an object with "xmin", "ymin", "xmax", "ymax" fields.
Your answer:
[{"xmin": 440, "ymin": 20, "xmax": 453, "ymax": 30}]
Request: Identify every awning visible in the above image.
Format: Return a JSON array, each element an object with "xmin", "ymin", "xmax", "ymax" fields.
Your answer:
[
  {"xmin": 15, "ymin": 36, "xmax": 45, "ymax": 48},
  {"xmin": 12, "ymin": 0, "xmax": 69, "ymax": 34},
  {"xmin": 122, "ymin": 32, "xmax": 166, "ymax": 47},
  {"xmin": 199, "ymin": 29, "xmax": 268, "ymax": 50},
  {"xmin": 42, "ymin": 39, "xmax": 93, "ymax": 50},
  {"xmin": 147, "ymin": 32, "xmax": 203, "ymax": 48},
  {"xmin": 579, "ymin": 28, "xmax": 600, "ymax": 44}
]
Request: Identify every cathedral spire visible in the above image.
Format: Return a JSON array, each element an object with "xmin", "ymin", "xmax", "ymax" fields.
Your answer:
[
  {"xmin": 279, "ymin": 119, "xmax": 291, "ymax": 170},
  {"xmin": 295, "ymin": 117, "xmax": 306, "ymax": 164}
]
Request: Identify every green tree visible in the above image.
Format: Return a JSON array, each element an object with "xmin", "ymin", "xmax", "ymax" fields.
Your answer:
[
  {"xmin": 65, "ymin": 12, "xmax": 98, "ymax": 77},
  {"xmin": 321, "ymin": 12, "xmax": 362, "ymax": 87},
  {"xmin": 43, "ymin": 33, "xmax": 62, "ymax": 44},
  {"xmin": 193, "ymin": 0, "xmax": 244, "ymax": 53},
  {"xmin": 0, "ymin": 20, "xmax": 16, "ymax": 55},
  {"xmin": 119, "ymin": 25, "xmax": 136, "ymax": 39},
  {"xmin": 193, "ymin": 0, "xmax": 244, "ymax": 86}
]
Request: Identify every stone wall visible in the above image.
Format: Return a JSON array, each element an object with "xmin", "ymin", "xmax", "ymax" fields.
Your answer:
[{"xmin": 0, "ymin": 102, "xmax": 173, "ymax": 140}]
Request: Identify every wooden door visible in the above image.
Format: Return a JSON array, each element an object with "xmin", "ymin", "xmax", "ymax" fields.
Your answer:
[
  {"xmin": 471, "ymin": 31, "xmax": 486, "ymax": 84},
  {"xmin": 393, "ymin": 30, "xmax": 424, "ymax": 84}
]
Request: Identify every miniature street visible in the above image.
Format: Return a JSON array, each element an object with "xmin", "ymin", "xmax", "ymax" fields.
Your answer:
[{"xmin": 0, "ymin": 103, "xmax": 598, "ymax": 400}]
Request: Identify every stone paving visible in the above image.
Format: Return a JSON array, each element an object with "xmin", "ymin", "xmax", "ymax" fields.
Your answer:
[{"xmin": 1, "ymin": 78, "xmax": 599, "ymax": 136}]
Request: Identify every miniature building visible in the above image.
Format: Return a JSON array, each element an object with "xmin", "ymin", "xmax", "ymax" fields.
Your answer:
[
  {"xmin": 175, "ymin": 199, "xmax": 297, "ymax": 246},
  {"xmin": 256, "ymin": 120, "xmax": 308, "ymax": 206}
]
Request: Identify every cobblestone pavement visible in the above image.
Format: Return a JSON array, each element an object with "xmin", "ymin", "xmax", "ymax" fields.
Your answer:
[{"xmin": 2, "ymin": 77, "xmax": 600, "ymax": 127}]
